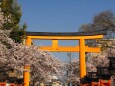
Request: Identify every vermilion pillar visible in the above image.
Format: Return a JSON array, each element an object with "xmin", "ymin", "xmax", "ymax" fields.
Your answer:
[
  {"xmin": 79, "ymin": 38, "xmax": 86, "ymax": 78},
  {"xmin": 24, "ymin": 65, "xmax": 30, "ymax": 86},
  {"xmin": 25, "ymin": 37, "xmax": 31, "ymax": 86},
  {"xmin": 26, "ymin": 37, "xmax": 31, "ymax": 46}
]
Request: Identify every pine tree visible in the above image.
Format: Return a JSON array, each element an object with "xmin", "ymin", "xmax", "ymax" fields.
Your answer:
[{"xmin": 0, "ymin": 0, "xmax": 26, "ymax": 43}]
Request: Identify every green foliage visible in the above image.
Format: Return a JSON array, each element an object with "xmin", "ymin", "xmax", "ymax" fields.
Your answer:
[
  {"xmin": 0, "ymin": 0, "xmax": 21, "ymax": 29},
  {"xmin": 0, "ymin": 0, "xmax": 27, "ymax": 43},
  {"xmin": 22, "ymin": 22, "xmax": 27, "ymax": 30},
  {"xmin": 0, "ymin": 39, "xmax": 12, "ymax": 49},
  {"xmin": 10, "ymin": 29, "xmax": 26, "ymax": 43}
]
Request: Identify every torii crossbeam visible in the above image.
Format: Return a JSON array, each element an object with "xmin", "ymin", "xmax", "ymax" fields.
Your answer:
[{"xmin": 25, "ymin": 31, "xmax": 106, "ymax": 86}]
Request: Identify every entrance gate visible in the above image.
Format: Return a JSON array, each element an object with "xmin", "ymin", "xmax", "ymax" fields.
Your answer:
[{"xmin": 25, "ymin": 32, "xmax": 104, "ymax": 86}]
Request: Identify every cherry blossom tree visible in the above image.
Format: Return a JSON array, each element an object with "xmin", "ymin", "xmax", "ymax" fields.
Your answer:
[{"xmin": 0, "ymin": 29, "xmax": 64, "ymax": 85}]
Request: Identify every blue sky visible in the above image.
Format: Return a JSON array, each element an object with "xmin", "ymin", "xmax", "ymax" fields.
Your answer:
[{"xmin": 18, "ymin": 0, "xmax": 115, "ymax": 62}]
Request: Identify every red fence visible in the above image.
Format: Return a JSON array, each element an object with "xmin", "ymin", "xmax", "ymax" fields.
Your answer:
[{"xmin": 0, "ymin": 82, "xmax": 22, "ymax": 86}]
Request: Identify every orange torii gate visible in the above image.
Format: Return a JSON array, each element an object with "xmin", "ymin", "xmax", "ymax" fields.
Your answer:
[{"xmin": 25, "ymin": 31, "xmax": 105, "ymax": 86}]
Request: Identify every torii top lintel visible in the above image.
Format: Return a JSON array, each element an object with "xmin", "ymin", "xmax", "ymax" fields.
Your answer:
[
  {"xmin": 26, "ymin": 31, "xmax": 106, "ymax": 36},
  {"xmin": 26, "ymin": 31, "xmax": 106, "ymax": 40}
]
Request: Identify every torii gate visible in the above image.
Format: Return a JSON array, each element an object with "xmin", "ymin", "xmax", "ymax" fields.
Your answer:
[{"xmin": 24, "ymin": 31, "xmax": 105, "ymax": 86}]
